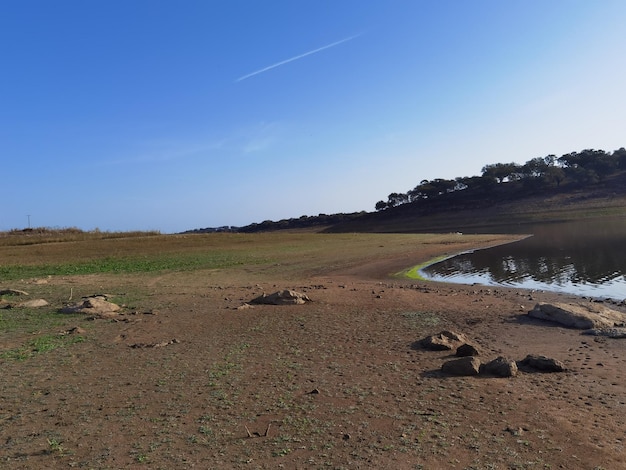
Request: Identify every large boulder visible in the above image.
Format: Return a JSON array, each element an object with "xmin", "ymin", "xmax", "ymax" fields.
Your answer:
[
  {"xmin": 250, "ymin": 290, "xmax": 311, "ymax": 305},
  {"xmin": 519, "ymin": 354, "xmax": 565, "ymax": 373},
  {"xmin": 456, "ymin": 343, "xmax": 480, "ymax": 357},
  {"xmin": 60, "ymin": 297, "xmax": 121, "ymax": 315},
  {"xmin": 421, "ymin": 330, "xmax": 470, "ymax": 351},
  {"xmin": 482, "ymin": 356, "xmax": 518, "ymax": 377},
  {"xmin": 528, "ymin": 302, "xmax": 626, "ymax": 329},
  {"xmin": 441, "ymin": 356, "xmax": 481, "ymax": 376}
]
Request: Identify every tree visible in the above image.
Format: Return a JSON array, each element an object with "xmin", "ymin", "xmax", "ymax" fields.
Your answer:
[
  {"xmin": 386, "ymin": 192, "xmax": 408, "ymax": 207},
  {"xmin": 544, "ymin": 166, "xmax": 566, "ymax": 187},
  {"xmin": 481, "ymin": 162, "xmax": 523, "ymax": 183},
  {"xmin": 559, "ymin": 149, "xmax": 616, "ymax": 182},
  {"xmin": 615, "ymin": 147, "xmax": 626, "ymax": 169},
  {"xmin": 375, "ymin": 200, "xmax": 388, "ymax": 211},
  {"xmin": 456, "ymin": 175, "xmax": 497, "ymax": 193},
  {"xmin": 521, "ymin": 157, "xmax": 549, "ymax": 179}
]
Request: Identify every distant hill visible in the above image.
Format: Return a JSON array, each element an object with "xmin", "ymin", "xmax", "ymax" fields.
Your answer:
[
  {"xmin": 324, "ymin": 170, "xmax": 626, "ymax": 234},
  {"xmin": 182, "ymin": 212, "xmax": 367, "ymax": 234},
  {"xmin": 186, "ymin": 148, "xmax": 626, "ymax": 235}
]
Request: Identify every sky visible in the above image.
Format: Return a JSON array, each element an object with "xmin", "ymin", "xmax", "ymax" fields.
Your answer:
[{"xmin": 2, "ymin": 1, "xmax": 626, "ymax": 233}]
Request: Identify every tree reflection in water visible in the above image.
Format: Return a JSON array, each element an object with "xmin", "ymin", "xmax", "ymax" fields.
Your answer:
[{"xmin": 422, "ymin": 218, "xmax": 626, "ymax": 299}]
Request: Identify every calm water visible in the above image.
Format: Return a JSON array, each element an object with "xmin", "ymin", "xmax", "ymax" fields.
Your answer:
[{"xmin": 421, "ymin": 217, "xmax": 626, "ymax": 300}]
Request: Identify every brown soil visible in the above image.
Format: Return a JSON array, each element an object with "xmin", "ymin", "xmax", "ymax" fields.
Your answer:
[{"xmin": 2, "ymin": 234, "xmax": 626, "ymax": 469}]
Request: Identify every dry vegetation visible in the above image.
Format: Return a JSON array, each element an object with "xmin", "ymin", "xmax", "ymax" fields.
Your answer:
[{"xmin": 1, "ymin": 229, "xmax": 625, "ymax": 469}]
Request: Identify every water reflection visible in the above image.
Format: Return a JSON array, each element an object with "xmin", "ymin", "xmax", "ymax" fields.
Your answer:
[{"xmin": 421, "ymin": 218, "xmax": 626, "ymax": 299}]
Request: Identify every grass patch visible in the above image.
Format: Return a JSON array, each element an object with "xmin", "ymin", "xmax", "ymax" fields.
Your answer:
[
  {"xmin": 1, "ymin": 333, "xmax": 85, "ymax": 360},
  {"xmin": 396, "ymin": 254, "xmax": 452, "ymax": 280},
  {"xmin": 0, "ymin": 308, "xmax": 82, "ymax": 335},
  {"xmin": 0, "ymin": 251, "xmax": 270, "ymax": 280}
]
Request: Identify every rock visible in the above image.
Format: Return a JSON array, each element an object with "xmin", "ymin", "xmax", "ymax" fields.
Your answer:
[
  {"xmin": 236, "ymin": 303, "xmax": 254, "ymax": 310},
  {"xmin": 128, "ymin": 339, "xmax": 179, "ymax": 348},
  {"xmin": 421, "ymin": 330, "xmax": 470, "ymax": 351},
  {"xmin": 582, "ymin": 328, "xmax": 626, "ymax": 338},
  {"xmin": 528, "ymin": 302, "xmax": 626, "ymax": 329},
  {"xmin": 456, "ymin": 343, "xmax": 480, "ymax": 357},
  {"xmin": 441, "ymin": 356, "xmax": 481, "ymax": 376},
  {"xmin": 519, "ymin": 354, "xmax": 565, "ymax": 372},
  {"xmin": 63, "ymin": 326, "xmax": 86, "ymax": 335},
  {"xmin": 482, "ymin": 356, "xmax": 518, "ymax": 377},
  {"xmin": 16, "ymin": 299, "xmax": 49, "ymax": 308},
  {"xmin": 60, "ymin": 297, "xmax": 121, "ymax": 315},
  {"xmin": 250, "ymin": 290, "xmax": 311, "ymax": 305},
  {"xmin": 0, "ymin": 289, "xmax": 29, "ymax": 296},
  {"xmin": 505, "ymin": 426, "xmax": 526, "ymax": 436}
]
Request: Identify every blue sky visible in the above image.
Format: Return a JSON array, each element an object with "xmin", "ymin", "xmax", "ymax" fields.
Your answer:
[{"xmin": 2, "ymin": 1, "xmax": 625, "ymax": 233}]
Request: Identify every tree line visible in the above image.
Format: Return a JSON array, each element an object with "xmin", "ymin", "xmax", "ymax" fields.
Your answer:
[{"xmin": 375, "ymin": 147, "xmax": 626, "ymax": 211}]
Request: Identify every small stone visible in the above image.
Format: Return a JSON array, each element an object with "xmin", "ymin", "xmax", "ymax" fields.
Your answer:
[
  {"xmin": 63, "ymin": 326, "xmax": 86, "ymax": 335},
  {"xmin": 505, "ymin": 426, "xmax": 525, "ymax": 436}
]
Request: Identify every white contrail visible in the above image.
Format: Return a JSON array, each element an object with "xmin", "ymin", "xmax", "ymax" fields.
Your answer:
[{"xmin": 236, "ymin": 33, "xmax": 362, "ymax": 82}]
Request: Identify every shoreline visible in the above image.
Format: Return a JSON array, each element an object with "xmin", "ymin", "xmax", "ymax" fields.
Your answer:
[{"xmin": 396, "ymin": 233, "xmax": 531, "ymax": 281}]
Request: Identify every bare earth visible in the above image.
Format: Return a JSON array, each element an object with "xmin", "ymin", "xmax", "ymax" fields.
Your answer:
[{"xmin": 1, "ymin": 233, "xmax": 625, "ymax": 469}]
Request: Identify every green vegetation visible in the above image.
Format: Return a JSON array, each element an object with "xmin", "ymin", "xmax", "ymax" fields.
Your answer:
[
  {"xmin": 0, "ymin": 251, "xmax": 268, "ymax": 281},
  {"xmin": 397, "ymin": 254, "xmax": 452, "ymax": 280},
  {"xmin": 0, "ymin": 307, "xmax": 80, "ymax": 335},
  {"xmin": 1, "ymin": 333, "xmax": 84, "ymax": 360}
]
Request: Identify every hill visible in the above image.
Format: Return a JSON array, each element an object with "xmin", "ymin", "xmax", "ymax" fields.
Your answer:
[
  {"xmin": 186, "ymin": 148, "xmax": 626, "ymax": 235},
  {"xmin": 324, "ymin": 170, "xmax": 626, "ymax": 234},
  {"xmin": 219, "ymin": 170, "xmax": 626, "ymax": 235}
]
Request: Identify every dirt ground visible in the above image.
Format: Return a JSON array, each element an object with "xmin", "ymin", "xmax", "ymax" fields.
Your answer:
[{"xmin": 1, "ymin": 235, "xmax": 626, "ymax": 469}]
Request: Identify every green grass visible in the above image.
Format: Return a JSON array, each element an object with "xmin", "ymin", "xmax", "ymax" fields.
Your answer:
[
  {"xmin": 0, "ymin": 251, "xmax": 271, "ymax": 280},
  {"xmin": 396, "ymin": 254, "xmax": 452, "ymax": 280},
  {"xmin": 1, "ymin": 333, "xmax": 85, "ymax": 360},
  {"xmin": 0, "ymin": 307, "xmax": 81, "ymax": 334},
  {"xmin": 0, "ymin": 305, "xmax": 88, "ymax": 360}
]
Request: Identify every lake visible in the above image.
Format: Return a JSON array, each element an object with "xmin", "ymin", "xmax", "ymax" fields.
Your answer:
[{"xmin": 420, "ymin": 217, "xmax": 626, "ymax": 300}]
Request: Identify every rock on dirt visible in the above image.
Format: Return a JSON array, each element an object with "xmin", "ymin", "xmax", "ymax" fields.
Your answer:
[
  {"xmin": 60, "ymin": 297, "xmax": 121, "ymax": 315},
  {"xmin": 441, "ymin": 356, "xmax": 482, "ymax": 376},
  {"xmin": 519, "ymin": 354, "xmax": 566, "ymax": 372},
  {"xmin": 250, "ymin": 289, "xmax": 311, "ymax": 305},
  {"xmin": 421, "ymin": 330, "xmax": 473, "ymax": 352},
  {"xmin": 16, "ymin": 299, "xmax": 49, "ymax": 308},
  {"xmin": 456, "ymin": 343, "xmax": 480, "ymax": 357},
  {"xmin": 528, "ymin": 302, "xmax": 626, "ymax": 329},
  {"xmin": 482, "ymin": 356, "xmax": 518, "ymax": 377}
]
